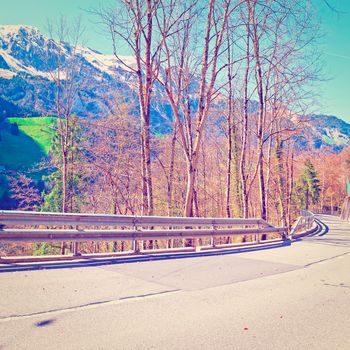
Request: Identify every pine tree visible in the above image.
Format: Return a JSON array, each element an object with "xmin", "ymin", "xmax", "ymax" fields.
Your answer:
[{"xmin": 295, "ymin": 159, "xmax": 320, "ymax": 210}]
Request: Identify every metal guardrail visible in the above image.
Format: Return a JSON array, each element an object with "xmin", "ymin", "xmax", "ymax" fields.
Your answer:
[
  {"xmin": 0, "ymin": 210, "xmax": 287, "ymax": 258},
  {"xmin": 0, "ymin": 211, "xmax": 274, "ymax": 227},
  {"xmin": 290, "ymin": 210, "xmax": 316, "ymax": 238}
]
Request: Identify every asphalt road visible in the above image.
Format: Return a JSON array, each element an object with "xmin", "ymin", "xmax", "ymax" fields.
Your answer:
[{"xmin": 0, "ymin": 214, "xmax": 349, "ymax": 350}]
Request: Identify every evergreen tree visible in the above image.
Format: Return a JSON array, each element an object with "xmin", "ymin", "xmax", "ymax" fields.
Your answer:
[
  {"xmin": 295, "ymin": 159, "xmax": 320, "ymax": 210},
  {"xmin": 10, "ymin": 122, "xmax": 19, "ymax": 136},
  {"xmin": 41, "ymin": 115, "xmax": 86, "ymax": 213}
]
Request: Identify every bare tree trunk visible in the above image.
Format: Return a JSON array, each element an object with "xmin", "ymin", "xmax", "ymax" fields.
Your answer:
[
  {"xmin": 287, "ymin": 148, "xmax": 295, "ymax": 230},
  {"xmin": 276, "ymin": 137, "xmax": 287, "ymax": 227},
  {"xmin": 265, "ymin": 122, "xmax": 273, "ymax": 222},
  {"xmin": 60, "ymin": 153, "xmax": 68, "ymax": 254},
  {"xmin": 143, "ymin": 0, "xmax": 154, "ymax": 216},
  {"xmin": 167, "ymin": 126, "xmax": 177, "ymax": 215},
  {"xmin": 202, "ymin": 142, "xmax": 208, "ymax": 217},
  {"xmin": 226, "ymin": 28, "xmax": 234, "ymax": 218},
  {"xmin": 226, "ymin": 132, "xmax": 232, "ymax": 218},
  {"xmin": 184, "ymin": 163, "xmax": 196, "ymax": 217},
  {"xmin": 240, "ymin": 15, "xmax": 251, "ymax": 218},
  {"xmin": 141, "ymin": 120, "xmax": 153, "ymax": 216},
  {"xmin": 249, "ymin": 0, "xmax": 267, "ymax": 220}
]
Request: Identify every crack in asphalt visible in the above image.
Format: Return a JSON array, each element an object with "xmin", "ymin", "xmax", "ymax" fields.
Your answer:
[
  {"xmin": 0, "ymin": 289, "xmax": 180, "ymax": 323},
  {"xmin": 324, "ymin": 283, "xmax": 350, "ymax": 289},
  {"xmin": 304, "ymin": 252, "xmax": 350, "ymax": 268}
]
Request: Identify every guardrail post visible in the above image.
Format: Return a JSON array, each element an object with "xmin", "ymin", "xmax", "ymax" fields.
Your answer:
[
  {"xmin": 132, "ymin": 238, "xmax": 137, "ymax": 253},
  {"xmin": 72, "ymin": 226, "xmax": 81, "ymax": 256},
  {"xmin": 72, "ymin": 242, "xmax": 80, "ymax": 256},
  {"xmin": 192, "ymin": 236, "xmax": 197, "ymax": 250},
  {"xmin": 132, "ymin": 221, "xmax": 139, "ymax": 254},
  {"xmin": 211, "ymin": 224, "xmax": 216, "ymax": 248},
  {"xmin": 255, "ymin": 222, "xmax": 260, "ymax": 243}
]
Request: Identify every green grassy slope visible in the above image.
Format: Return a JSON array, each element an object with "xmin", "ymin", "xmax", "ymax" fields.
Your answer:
[
  {"xmin": 0, "ymin": 117, "xmax": 55, "ymax": 171},
  {"xmin": 6, "ymin": 117, "xmax": 56, "ymax": 156}
]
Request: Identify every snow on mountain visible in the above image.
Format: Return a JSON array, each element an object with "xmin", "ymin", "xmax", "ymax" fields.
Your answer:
[
  {"xmin": 0, "ymin": 68, "xmax": 15, "ymax": 79},
  {"xmin": 0, "ymin": 24, "xmax": 136, "ymax": 79},
  {"xmin": 0, "ymin": 24, "xmax": 37, "ymax": 37},
  {"xmin": 300, "ymin": 115, "xmax": 350, "ymax": 152},
  {"xmin": 0, "ymin": 24, "xmax": 140, "ymax": 119},
  {"xmin": 76, "ymin": 45, "xmax": 136, "ymax": 74}
]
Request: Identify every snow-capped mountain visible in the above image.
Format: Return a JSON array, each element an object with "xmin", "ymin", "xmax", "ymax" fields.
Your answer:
[
  {"xmin": 297, "ymin": 114, "xmax": 350, "ymax": 153},
  {"xmin": 0, "ymin": 25, "xmax": 136, "ymax": 77},
  {"xmin": 0, "ymin": 24, "xmax": 141, "ymax": 119},
  {"xmin": 0, "ymin": 25, "xmax": 349, "ymax": 152},
  {"xmin": 0, "ymin": 24, "xmax": 175, "ymax": 131}
]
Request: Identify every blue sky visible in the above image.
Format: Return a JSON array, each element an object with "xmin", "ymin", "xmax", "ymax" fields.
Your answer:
[{"xmin": 0, "ymin": 0, "xmax": 349, "ymax": 122}]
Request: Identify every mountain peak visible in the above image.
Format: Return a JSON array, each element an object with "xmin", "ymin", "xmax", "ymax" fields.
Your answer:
[
  {"xmin": 0, "ymin": 24, "xmax": 39, "ymax": 38},
  {"xmin": 0, "ymin": 24, "xmax": 140, "ymax": 118}
]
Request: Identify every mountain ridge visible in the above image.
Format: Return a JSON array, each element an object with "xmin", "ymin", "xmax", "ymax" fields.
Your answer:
[
  {"xmin": 0, "ymin": 24, "xmax": 349, "ymax": 153},
  {"xmin": 0, "ymin": 24, "xmax": 138, "ymax": 119}
]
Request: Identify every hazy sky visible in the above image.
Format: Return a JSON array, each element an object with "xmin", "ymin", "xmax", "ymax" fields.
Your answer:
[{"xmin": 0, "ymin": 0, "xmax": 349, "ymax": 122}]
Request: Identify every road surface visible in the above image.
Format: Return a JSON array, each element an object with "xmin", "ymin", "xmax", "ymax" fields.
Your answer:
[{"xmin": 0, "ymin": 214, "xmax": 349, "ymax": 350}]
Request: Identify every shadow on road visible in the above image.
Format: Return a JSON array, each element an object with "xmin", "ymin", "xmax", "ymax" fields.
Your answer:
[
  {"xmin": 317, "ymin": 219, "xmax": 329, "ymax": 236},
  {"xmin": 35, "ymin": 319, "xmax": 56, "ymax": 328}
]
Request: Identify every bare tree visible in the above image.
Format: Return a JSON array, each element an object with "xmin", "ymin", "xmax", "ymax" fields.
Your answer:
[
  {"xmin": 97, "ymin": 0, "xmax": 167, "ymax": 215},
  {"xmin": 10, "ymin": 175, "xmax": 42, "ymax": 210},
  {"xmin": 46, "ymin": 17, "xmax": 85, "ymax": 253},
  {"xmin": 155, "ymin": 0, "xmax": 233, "ymax": 217},
  {"xmin": 82, "ymin": 102, "xmax": 142, "ymax": 216},
  {"xmin": 46, "ymin": 18, "xmax": 84, "ymax": 211}
]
